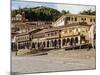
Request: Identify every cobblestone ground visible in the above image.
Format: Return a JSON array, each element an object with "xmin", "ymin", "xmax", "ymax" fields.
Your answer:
[{"xmin": 11, "ymin": 50, "xmax": 96, "ymax": 74}]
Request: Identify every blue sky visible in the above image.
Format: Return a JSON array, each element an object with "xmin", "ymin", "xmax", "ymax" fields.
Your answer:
[{"xmin": 12, "ymin": 0, "xmax": 95, "ymax": 14}]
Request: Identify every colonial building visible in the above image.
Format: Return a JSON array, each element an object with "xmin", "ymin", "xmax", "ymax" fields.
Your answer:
[
  {"xmin": 15, "ymin": 29, "xmax": 43, "ymax": 50},
  {"xmin": 15, "ymin": 32, "xmax": 31, "ymax": 50},
  {"xmin": 31, "ymin": 24, "xmax": 91, "ymax": 50},
  {"xmin": 12, "ymin": 22, "xmax": 34, "ymax": 33},
  {"xmin": 11, "ymin": 13, "xmax": 53, "ymax": 51},
  {"xmin": 11, "ymin": 12, "xmax": 54, "ymax": 34},
  {"xmin": 12, "ymin": 14, "xmax": 96, "ymax": 51},
  {"xmin": 12, "ymin": 12, "xmax": 28, "ymax": 22},
  {"xmin": 12, "ymin": 14, "xmax": 22, "ymax": 21},
  {"xmin": 53, "ymin": 14, "xmax": 95, "ymax": 27}
]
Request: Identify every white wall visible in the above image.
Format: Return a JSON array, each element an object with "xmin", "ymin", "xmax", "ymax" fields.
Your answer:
[{"xmin": 54, "ymin": 20, "xmax": 65, "ymax": 27}]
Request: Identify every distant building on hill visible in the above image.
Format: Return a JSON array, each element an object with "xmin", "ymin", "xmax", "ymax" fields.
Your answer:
[{"xmin": 52, "ymin": 14, "xmax": 95, "ymax": 27}]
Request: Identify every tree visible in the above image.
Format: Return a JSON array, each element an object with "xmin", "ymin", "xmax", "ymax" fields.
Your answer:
[
  {"xmin": 11, "ymin": 10, "xmax": 17, "ymax": 17},
  {"xmin": 79, "ymin": 9, "xmax": 96, "ymax": 15},
  {"xmin": 11, "ymin": 6, "xmax": 71, "ymax": 21},
  {"xmin": 61, "ymin": 10, "xmax": 70, "ymax": 15},
  {"xmin": 61, "ymin": 10, "xmax": 67, "ymax": 14}
]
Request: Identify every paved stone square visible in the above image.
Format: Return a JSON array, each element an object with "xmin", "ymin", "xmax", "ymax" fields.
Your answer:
[{"xmin": 11, "ymin": 50, "xmax": 96, "ymax": 74}]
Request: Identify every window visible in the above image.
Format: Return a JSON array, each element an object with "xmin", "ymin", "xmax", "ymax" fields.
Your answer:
[
  {"xmin": 82, "ymin": 18, "xmax": 86, "ymax": 20},
  {"xmin": 81, "ymin": 18, "xmax": 83, "ymax": 20},
  {"xmin": 75, "ymin": 17, "xmax": 77, "ymax": 21},
  {"xmin": 51, "ymin": 32, "xmax": 54, "ymax": 36},
  {"xmin": 67, "ymin": 17, "xmax": 70, "ymax": 21},
  {"xmin": 90, "ymin": 18, "xmax": 92, "ymax": 22},
  {"xmin": 94, "ymin": 18, "xmax": 95, "ymax": 22},
  {"xmin": 72, "ymin": 17, "xmax": 73, "ymax": 21},
  {"xmin": 48, "ymin": 33, "xmax": 50, "ymax": 36},
  {"xmin": 55, "ymin": 32, "xmax": 57, "ymax": 35}
]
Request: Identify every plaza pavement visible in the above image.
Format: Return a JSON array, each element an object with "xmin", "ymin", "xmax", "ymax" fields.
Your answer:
[{"xmin": 11, "ymin": 50, "xmax": 96, "ymax": 74}]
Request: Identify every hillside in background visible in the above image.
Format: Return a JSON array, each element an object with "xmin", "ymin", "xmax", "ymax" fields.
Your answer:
[
  {"xmin": 11, "ymin": 6, "xmax": 70, "ymax": 21},
  {"xmin": 11, "ymin": 6, "xmax": 95, "ymax": 21}
]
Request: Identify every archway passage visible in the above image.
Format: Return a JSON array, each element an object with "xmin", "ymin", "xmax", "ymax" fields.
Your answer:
[
  {"xmin": 54, "ymin": 39, "xmax": 57, "ymax": 48},
  {"xmin": 66, "ymin": 38, "xmax": 70, "ymax": 46},
  {"xmin": 62, "ymin": 38, "xmax": 66, "ymax": 46},
  {"xmin": 75, "ymin": 37, "xmax": 78, "ymax": 44},
  {"xmin": 67, "ymin": 38, "xmax": 70, "ymax": 43},
  {"xmin": 80, "ymin": 35, "xmax": 86, "ymax": 44},
  {"xmin": 32, "ymin": 42, "xmax": 35, "ymax": 48},
  {"xmin": 47, "ymin": 40, "xmax": 49, "ymax": 48},
  {"xmin": 70, "ymin": 38, "xmax": 74, "ymax": 45},
  {"xmin": 26, "ymin": 42, "xmax": 30, "ymax": 49},
  {"xmin": 58, "ymin": 39, "xmax": 61, "ymax": 48},
  {"xmin": 37, "ymin": 42, "xmax": 40, "ymax": 48}
]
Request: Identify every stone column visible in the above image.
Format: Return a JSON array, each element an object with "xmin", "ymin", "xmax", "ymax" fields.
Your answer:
[
  {"xmin": 50, "ymin": 40, "xmax": 52, "ymax": 48},
  {"xmin": 78, "ymin": 36, "xmax": 81, "ymax": 45}
]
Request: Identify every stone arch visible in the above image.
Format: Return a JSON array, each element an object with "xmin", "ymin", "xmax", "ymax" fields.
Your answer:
[
  {"xmin": 75, "ymin": 37, "xmax": 78, "ymax": 44},
  {"xmin": 54, "ymin": 39, "xmax": 57, "ymax": 48},
  {"xmin": 35, "ymin": 42, "xmax": 38, "ymax": 49},
  {"xmin": 62, "ymin": 38, "xmax": 66, "ymax": 46},
  {"xmin": 58, "ymin": 39, "xmax": 61, "ymax": 48},
  {"xmin": 66, "ymin": 38, "xmax": 70, "ymax": 46},
  {"xmin": 67, "ymin": 38, "xmax": 70, "ymax": 43},
  {"xmin": 32, "ymin": 42, "xmax": 35, "ymax": 48},
  {"xmin": 24, "ymin": 42, "xmax": 27, "ymax": 48},
  {"xmin": 47, "ymin": 40, "xmax": 49, "ymax": 47},
  {"xmin": 70, "ymin": 38, "xmax": 74, "ymax": 45},
  {"xmin": 27, "ymin": 42, "xmax": 30, "ymax": 49},
  {"xmin": 81, "ymin": 35, "xmax": 86, "ymax": 44}
]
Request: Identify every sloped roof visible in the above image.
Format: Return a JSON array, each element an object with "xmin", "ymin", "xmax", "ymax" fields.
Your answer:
[{"xmin": 34, "ymin": 23, "xmax": 91, "ymax": 35}]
